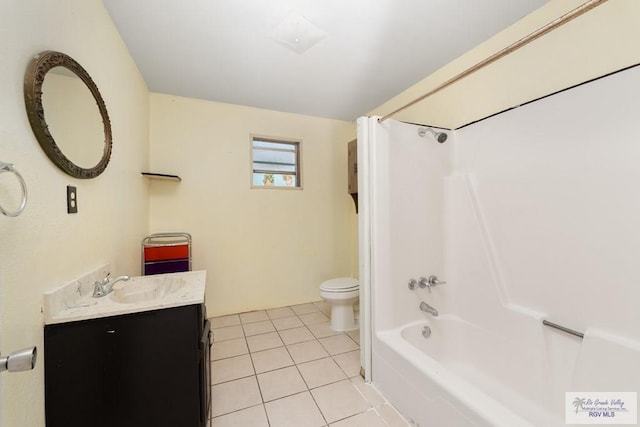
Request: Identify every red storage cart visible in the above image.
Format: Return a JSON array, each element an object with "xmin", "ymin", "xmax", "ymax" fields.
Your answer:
[{"xmin": 142, "ymin": 232, "xmax": 192, "ymax": 275}]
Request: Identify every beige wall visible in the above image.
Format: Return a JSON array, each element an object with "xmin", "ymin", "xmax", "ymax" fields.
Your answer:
[
  {"xmin": 149, "ymin": 94, "xmax": 356, "ymax": 316},
  {"xmin": 0, "ymin": 1, "xmax": 150, "ymax": 425},
  {"xmin": 370, "ymin": 0, "xmax": 640, "ymax": 128}
]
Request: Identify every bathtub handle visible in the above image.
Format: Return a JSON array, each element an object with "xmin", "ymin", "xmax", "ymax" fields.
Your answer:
[
  {"xmin": 410, "ymin": 278, "xmax": 430, "ymax": 292},
  {"xmin": 425, "ymin": 275, "xmax": 446, "ymax": 287},
  {"xmin": 418, "ymin": 277, "xmax": 434, "ymax": 292}
]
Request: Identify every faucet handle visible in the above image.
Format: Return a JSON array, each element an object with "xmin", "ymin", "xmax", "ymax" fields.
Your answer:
[
  {"xmin": 408, "ymin": 279, "xmax": 417, "ymax": 290},
  {"xmin": 427, "ymin": 275, "xmax": 446, "ymax": 287},
  {"xmin": 418, "ymin": 277, "xmax": 431, "ymax": 293}
]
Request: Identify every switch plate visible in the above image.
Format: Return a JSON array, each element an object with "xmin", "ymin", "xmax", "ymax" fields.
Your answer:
[{"xmin": 66, "ymin": 186, "xmax": 78, "ymax": 214}]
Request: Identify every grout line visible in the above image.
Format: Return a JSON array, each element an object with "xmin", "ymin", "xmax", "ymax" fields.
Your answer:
[
  {"xmin": 213, "ymin": 303, "xmax": 367, "ymax": 426},
  {"xmin": 210, "ymin": 402, "xmax": 266, "ymax": 423}
]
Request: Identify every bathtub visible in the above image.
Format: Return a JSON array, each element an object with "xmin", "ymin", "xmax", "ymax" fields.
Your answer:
[{"xmin": 372, "ymin": 316, "xmax": 563, "ymax": 427}]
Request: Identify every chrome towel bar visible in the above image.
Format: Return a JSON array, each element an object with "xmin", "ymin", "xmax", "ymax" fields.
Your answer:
[{"xmin": 542, "ymin": 320, "xmax": 584, "ymax": 339}]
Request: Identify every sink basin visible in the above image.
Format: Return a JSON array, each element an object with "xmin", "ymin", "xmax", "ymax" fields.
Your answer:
[
  {"xmin": 110, "ymin": 275, "xmax": 187, "ymax": 304},
  {"xmin": 65, "ymin": 294, "xmax": 98, "ymax": 309}
]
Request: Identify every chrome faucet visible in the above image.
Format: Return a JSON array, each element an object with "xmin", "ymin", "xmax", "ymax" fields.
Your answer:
[
  {"xmin": 92, "ymin": 273, "xmax": 130, "ymax": 298},
  {"xmin": 419, "ymin": 301, "xmax": 438, "ymax": 317},
  {"xmin": 419, "ymin": 275, "xmax": 447, "ymax": 290}
]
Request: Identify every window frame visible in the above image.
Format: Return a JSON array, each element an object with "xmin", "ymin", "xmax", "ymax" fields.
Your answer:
[{"xmin": 250, "ymin": 134, "xmax": 303, "ymax": 190}]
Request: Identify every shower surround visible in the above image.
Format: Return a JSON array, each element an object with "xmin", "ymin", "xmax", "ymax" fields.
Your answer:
[{"xmin": 358, "ymin": 65, "xmax": 640, "ymax": 426}]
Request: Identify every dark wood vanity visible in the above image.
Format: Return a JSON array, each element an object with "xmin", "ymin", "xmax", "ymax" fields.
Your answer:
[{"xmin": 44, "ymin": 304, "xmax": 211, "ymax": 427}]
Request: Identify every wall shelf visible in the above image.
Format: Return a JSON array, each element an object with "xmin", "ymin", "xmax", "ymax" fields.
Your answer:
[{"xmin": 141, "ymin": 172, "xmax": 182, "ymax": 182}]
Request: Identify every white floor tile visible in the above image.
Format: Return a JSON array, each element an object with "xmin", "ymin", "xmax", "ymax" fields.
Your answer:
[
  {"xmin": 251, "ymin": 346, "xmax": 294, "ymax": 374},
  {"xmin": 329, "ymin": 409, "xmax": 387, "ymax": 427},
  {"xmin": 264, "ymin": 391, "xmax": 326, "ymax": 427},
  {"xmin": 211, "ymin": 376, "xmax": 262, "ymax": 417},
  {"xmin": 210, "ymin": 303, "xmax": 408, "ymax": 427},
  {"xmin": 211, "ymin": 314, "xmax": 241, "ymax": 328},
  {"xmin": 313, "ymin": 301, "xmax": 332, "ymax": 316},
  {"xmin": 212, "ymin": 337, "xmax": 249, "ymax": 360},
  {"xmin": 291, "ymin": 303, "xmax": 320, "ymax": 315},
  {"xmin": 352, "ymin": 381, "xmax": 386, "ymax": 408},
  {"xmin": 311, "ymin": 380, "xmax": 370, "ymax": 424},
  {"xmin": 346, "ymin": 330, "xmax": 360, "ymax": 345},
  {"xmin": 242, "ymin": 320, "xmax": 276, "ymax": 336},
  {"xmin": 212, "ymin": 325, "xmax": 244, "ymax": 342},
  {"xmin": 266, "ymin": 307, "xmax": 295, "ymax": 319},
  {"xmin": 298, "ymin": 357, "xmax": 347, "ymax": 389},
  {"xmin": 307, "ymin": 322, "xmax": 342, "ymax": 339},
  {"xmin": 377, "ymin": 403, "xmax": 411, "ymax": 426},
  {"xmin": 299, "ymin": 312, "xmax": 330, "ymax": 326},
  {"xmin": 212, "ymin": 404, "xmax": 269, "ymax": 427},
  {"xmin": 287, "ymin": 340, "xmax": 330, "ymax": 364},
  {"xmin": 332, "ymin": 350, "xmax": 361, "ymax": 378},
  {"xmin": 212, "ymin": 354, "xmax": 255, "ymax": 385},
  {"xmin": 257, "ymin": 366, "xmax": 308, "ymax": 402},
  {"xmin": 272, "ymin": 315, "xmax": 304, "ymax": 331},
  {"xmin": 246, "ymin": 332, "xmax": 283, "ymax": 352},
  {"xmin": 319, "ymin": 334, "xmax": 359, "ymax": 356},
  {"xmin": 279, "ymin": 326, "xmax": 315, "ymax": 345},
  {"xmin": 240, "ymin": 310, "xmax": 269, "ymax": 324}
]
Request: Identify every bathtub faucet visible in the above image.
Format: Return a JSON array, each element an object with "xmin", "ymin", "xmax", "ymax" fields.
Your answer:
[{"xmin": 419, "ymin": 302, "xmax": 438, "ymax": 317}]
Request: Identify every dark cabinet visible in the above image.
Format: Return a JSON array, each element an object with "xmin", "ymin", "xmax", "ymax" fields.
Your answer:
[
  {"xmin": 348, "ymin": 139, "xmax": 358, "ymax": 213},
  {"xmin": 44, "ymin": 304, "xmax": 210, "ymax": 427}
]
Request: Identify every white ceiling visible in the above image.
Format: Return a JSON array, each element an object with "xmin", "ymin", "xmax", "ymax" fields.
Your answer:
[{"xmin": 102, "ymin": 0, "xmax": 549, "ymax": 121}]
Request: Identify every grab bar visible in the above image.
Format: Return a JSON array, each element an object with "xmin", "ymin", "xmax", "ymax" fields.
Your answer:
[
  {"xmin": 542, "ymin": 320, "xmax": 584, "ymax": 339},
  {"xmin": 0, "ymin": 161, "xmax": 27, "ymax": 217}
]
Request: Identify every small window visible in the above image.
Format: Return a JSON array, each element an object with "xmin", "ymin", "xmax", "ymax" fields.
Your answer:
[{"xmin": 251, "ymin": 136, "xmax": 301, "ymax": 188}]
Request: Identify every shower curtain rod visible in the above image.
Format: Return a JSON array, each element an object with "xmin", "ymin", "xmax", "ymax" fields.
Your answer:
[{"xmin": 378, "ymin": 0, "xmax": 609, "ymax": 123}]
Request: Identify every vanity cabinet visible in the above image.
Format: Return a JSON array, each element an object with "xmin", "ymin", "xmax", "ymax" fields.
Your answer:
[{"xmin": 44, "ymin": 304, "xmax": 210, "ymax": 427}]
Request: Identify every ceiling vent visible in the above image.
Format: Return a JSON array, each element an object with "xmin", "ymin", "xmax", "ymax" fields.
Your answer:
[{"xmin": 271, "ymin": 11, "xmax": 327, "ymax": 54}]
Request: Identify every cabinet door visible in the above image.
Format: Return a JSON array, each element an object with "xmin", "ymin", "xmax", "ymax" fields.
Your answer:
[
  {"xmin": 111, "ymin": 307, "xmax": 201, "ymax": 426},
  {"xmin": 44, "ymin": 317, "xmax": 118, "ymax": 426},
  {"xmin": 45, "ymin": 306, "xmax": 202, "ymax": 427}
]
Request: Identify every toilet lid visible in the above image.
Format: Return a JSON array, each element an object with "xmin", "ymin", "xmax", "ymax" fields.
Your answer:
[{"xmin": 320, "ymin": 277, "xmax": 359, "ymax": 292}]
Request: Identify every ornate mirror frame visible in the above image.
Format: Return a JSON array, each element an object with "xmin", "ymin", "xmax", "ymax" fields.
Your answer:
[{"xmin": 24, "ymin": 51, "xmax": 112, "ymax": 179}]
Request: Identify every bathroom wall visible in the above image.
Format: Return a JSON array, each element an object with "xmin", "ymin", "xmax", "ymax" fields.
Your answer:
[
  {"xmin": 0, "ymin": 1, "xmax": 150, "ymax": 425},
  {"xmin": 364, "ymin": 65, "xmax": 640, "ymax": 417},
  {"xmin": 360, "ymin": 119, "xmax": 452, "ymax": 332},
  {"xmin": 370, "ymin": 0, "xmax": 640, "ymax": 129},
  {"xmin": 434, "ymin": 63, "xmax": 640, "ymax": 408},
  {"xmin": 451, "ymin": 64, "xmax": 640, "ymax": 343},
  {"xmin": 149, "ymin": 94, "xmax": 356, "ymax": 316}
]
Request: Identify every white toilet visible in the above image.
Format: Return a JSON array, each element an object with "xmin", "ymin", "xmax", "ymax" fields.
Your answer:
[{"xmin": 319, "ymin": 277, "xmax": 359, "ymax": 332}]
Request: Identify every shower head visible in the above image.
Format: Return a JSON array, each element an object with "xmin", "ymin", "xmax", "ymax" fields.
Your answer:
[{"xmin": 418, "ymin": 127, "xmax": 448, "ymax": 143}]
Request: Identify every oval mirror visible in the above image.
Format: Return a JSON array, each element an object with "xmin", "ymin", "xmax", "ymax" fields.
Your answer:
[{"xmin": 24, "ymin": 51, "xmax": 112, "ymax": 179}]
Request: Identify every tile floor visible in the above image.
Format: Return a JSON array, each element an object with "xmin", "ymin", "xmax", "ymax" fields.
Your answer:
[{"xmin": 210, "ymin": 301, "xmax": 410, "ymax": 427}]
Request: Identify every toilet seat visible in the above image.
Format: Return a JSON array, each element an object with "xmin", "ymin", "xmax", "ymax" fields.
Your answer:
[{"xmin": 320, "ymin": 278, "xmax": 359, "ymax": 293}]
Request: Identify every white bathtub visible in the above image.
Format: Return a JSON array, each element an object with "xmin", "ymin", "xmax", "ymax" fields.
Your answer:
[{"xmin": 372, "ymin": 316, "xmax": 563, "ymax": 427}]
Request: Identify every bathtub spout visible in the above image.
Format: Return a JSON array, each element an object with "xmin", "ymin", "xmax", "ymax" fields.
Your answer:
[{"xmin": 420, "ymin": 302, "xmax": 438, "ymax": 317}]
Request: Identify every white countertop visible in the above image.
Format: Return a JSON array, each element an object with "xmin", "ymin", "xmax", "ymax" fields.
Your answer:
[{"xmin": 43, "ymin": 269, "xmax": 206, "ymax": 325}]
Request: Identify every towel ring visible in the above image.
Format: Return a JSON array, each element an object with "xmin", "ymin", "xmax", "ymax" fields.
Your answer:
[{"xmin": 0, "ymin": 162, "xmax": 28, "ymax": 217}]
